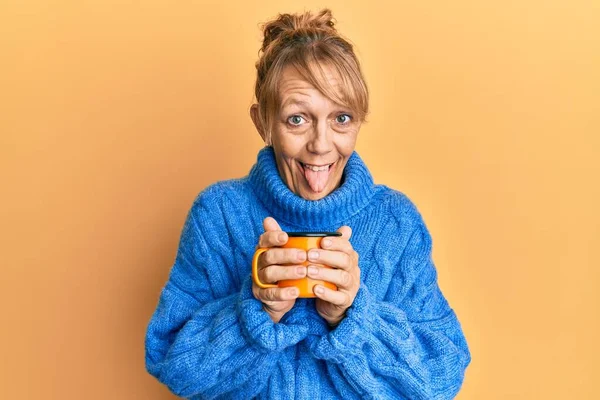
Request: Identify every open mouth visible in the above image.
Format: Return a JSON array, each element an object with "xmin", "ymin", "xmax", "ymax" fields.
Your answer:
[
  {"xmin": 298, "ymin": 161, "xmax": 335, "ymax": 193},
  {"xmin": 300, "ymin": 162, "xmax": 334, "ymax": 171}
]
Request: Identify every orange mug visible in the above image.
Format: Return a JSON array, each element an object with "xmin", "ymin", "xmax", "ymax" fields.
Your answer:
[{"xmin": 252, "ymin": 232, "xmax": 342, "ymax": 298}]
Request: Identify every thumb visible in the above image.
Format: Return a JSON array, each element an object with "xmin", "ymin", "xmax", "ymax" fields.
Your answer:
[
  {"xmin": 263, "ymin": 216, "xmax": 282, "ymax": 232},
  {"xmin": 337, "ymin": 225, "xmax": 352, "ymax": 240}
]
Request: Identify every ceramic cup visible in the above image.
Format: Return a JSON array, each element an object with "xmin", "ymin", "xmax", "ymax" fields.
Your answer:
[{"xmin": 252, "ymin": 232, "xmax": 342, "ymax": 298}]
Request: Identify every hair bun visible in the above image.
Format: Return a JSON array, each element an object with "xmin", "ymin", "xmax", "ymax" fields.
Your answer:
[{"xmin": 261, "ymin": 9, "xmax": 337, "ymax": 52}]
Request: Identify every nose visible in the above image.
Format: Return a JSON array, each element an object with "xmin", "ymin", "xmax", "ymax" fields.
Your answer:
[{"xmin": 307, "ymin": 119, "xmax": 333, "ymax": 155}]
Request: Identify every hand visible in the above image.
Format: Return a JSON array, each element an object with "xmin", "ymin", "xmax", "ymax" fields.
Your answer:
[
  {"xmin": 252, "ymin": 217, "xmax": 308, "ymax": 323},
  {"xmin": 308, "ymin": 226, "xmax": 360, "ymax": 327}
]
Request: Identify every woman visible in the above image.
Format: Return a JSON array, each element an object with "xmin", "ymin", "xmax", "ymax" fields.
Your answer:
[{"xmin": 146, "ymin": 9, "xmax": 470, "ymax": 399}]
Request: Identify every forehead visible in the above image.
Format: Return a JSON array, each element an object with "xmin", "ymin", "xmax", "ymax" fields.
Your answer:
[{"xmin": 277, "ymin": 64, "xmax": 343, "ymax": 106}]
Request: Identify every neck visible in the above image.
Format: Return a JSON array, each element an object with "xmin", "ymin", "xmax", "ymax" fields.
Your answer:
[{"xmin": 248, "ymin": 146, "xmax": 378, "ymax": 229}]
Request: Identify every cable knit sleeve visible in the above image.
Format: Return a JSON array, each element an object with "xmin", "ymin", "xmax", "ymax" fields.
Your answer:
[
  {"xmin": 307, "ymin": 203, "xmax": 471, "ymax": 399},
  {"xmin": 144, "ymin": 190, "xmax": 309, "ymax": 399}
]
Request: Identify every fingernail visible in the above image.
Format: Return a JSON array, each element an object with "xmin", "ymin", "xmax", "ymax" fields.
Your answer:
[
  {"xmin": 297, "ymin": 251, "xmax": 306, "ymax": 261},
  {"xmin": 315, "ymin": 286, "xmax": 324, "ymax": 294},
  {"xmin": 289, "ymin": 288, "xmax": 299, "ymax": 297},
  {"xmin": 308, "ymin": 266, "xmax": 318, "ymax": 276},
  {"xmin": 308, "ymin": 250, "xmax": 319, "ymax": 261},
  {"xmin": 278, "ymin": 233, "xmax": 287, "ymax": 242},
  {"xmin": 296, "ymin": 266, "xmax": 306, "ymax": 276},
  {"xmin": 322, "ymin": 239, "xmax": 331, "ymax": 247}
]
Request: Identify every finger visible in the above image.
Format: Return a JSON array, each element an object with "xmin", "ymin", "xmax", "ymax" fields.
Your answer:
[
  {"xmin": 313, "ymin": 284, "xmax": 347, "ymax": 306},
  {"xmin": 259, "ymin": 264, "xmax": 307, "ymax": 284},
  {"xmin": 337, "ymin": 225, "xmax": 352, "ymax": 240},
  {"xmin": 257, "ymin": 286, "xmax": 299, "ymax": 302},
  {"xmin": 259, "ymin": 230, "xmax": 288, "ymax": 248},
  {"xmin": 259, "ymin": 247, "xmax": 307, "ymax": 269},
  {"xmin": 320, "ymin": 235, "xmax": 353, "ymax": 254},
  {"xmin": 252, "ymin": 286, "xmax": 294, "ymax": 314},
  {"xmin": 307, "ymin": 265, "xmax": 353, "ymax": 289},
  {"xmin": 307, "ymin": 248, "xmax": 355, "ymax": 271},
  {"xmin": 263, "ymin": 216, "xmax": 282, "ymax": 232}
]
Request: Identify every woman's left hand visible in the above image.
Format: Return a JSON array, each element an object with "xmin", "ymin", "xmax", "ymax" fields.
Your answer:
[{"xmin": 307, "ymin": 226, "xmax": 360, "ymax": 327}]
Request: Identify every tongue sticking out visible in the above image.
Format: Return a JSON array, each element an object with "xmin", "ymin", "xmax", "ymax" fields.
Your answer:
[{"xmin": 303, "ymin": 166, "xmax": 330, "ymax": 193}]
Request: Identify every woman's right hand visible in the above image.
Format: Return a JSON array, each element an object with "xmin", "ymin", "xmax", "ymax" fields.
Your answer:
[{"xmin": 252, "ymin": 217, "xmax": 307, "ymax": 323}]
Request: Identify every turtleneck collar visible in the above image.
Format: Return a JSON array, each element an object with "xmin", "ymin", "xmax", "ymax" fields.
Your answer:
[{"xmin": 247, "ymin": 146, "xmax": 378, "ymax": 229}]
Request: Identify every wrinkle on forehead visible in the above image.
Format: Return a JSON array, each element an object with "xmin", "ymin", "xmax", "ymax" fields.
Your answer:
[{"xmin": 278, "ymin": 66, "xmax": 344, "ymax": 110}]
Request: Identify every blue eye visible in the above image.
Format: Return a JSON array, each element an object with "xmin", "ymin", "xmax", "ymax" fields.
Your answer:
[
  {"xmin": 336, "ymin": 114, "xmax": 352, "ymax": 124},
  {"xmin": 288, "ymin": 115, "xmax": 306, "ymax": 126}
]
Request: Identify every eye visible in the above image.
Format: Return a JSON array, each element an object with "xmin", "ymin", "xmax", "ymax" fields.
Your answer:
[
  {"xmin": 287, "ymin": 115, "xmax": 306, "ymax": 126},
  {"xmin": 336, "ymin": 114, "xmax": 352, "ymax": 124}
]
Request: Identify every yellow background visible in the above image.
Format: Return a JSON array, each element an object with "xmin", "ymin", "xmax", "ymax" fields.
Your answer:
[{"xmin": 1, "ymin": 0, "xmax": 599, "ymax": 399}]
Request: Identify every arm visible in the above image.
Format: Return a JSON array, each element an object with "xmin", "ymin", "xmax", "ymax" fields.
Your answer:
[
  {"xmin": 306, "ymin": 213, "xmax": 471, "ymax": 399},
  {"xmin": 145, "ymin": 195, "xmax": 308, "ymax": 399}
]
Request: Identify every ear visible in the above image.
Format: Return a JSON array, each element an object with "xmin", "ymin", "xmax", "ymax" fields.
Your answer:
[{"xmin": 250, "ymin": 104, "xmax": 268, "ymax": 143}]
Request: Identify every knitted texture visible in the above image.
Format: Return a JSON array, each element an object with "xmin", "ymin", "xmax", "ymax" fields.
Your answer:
[{"xmin": 145, "ymin": 147, "xmax": 471, "ymax": 399}]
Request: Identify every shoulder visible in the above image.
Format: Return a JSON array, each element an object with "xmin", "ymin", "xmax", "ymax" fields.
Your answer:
[
  {"xmin": 176, "ymin": 178, "xmax": 255, "ymax": 256},
  {"xmin": 189, "ymin": 178, "xmax": 252, "ymax": 217},
  {"xmin": 375, "ymin": 186, "xmax": 427, "ymax": 228},
  {"xmin": 369, "ymin": 185, "xmax": 434, "ymax": 252},
  {"xmin": 177, "ymin": 178, "xmax": 255, "ymax": 242}
]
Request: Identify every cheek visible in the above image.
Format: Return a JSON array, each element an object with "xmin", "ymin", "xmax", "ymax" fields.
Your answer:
[
  {"xmin": 275, "ymin": 134, "xmax": 307, "ymax": 160},
  {"xmin": 272, "ymin": 142, "xmax": 302, "ymax": 175},
  {"xmin": 334, "ymin": 135, "xmax": 358, "ymax": 158}
]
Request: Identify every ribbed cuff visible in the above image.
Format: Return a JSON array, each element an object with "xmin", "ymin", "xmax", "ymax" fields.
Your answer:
[
  {"xmin": 236, "ymin": 275, "xmax": 309, "ymax": 352},
  {"xmin": 308, "ymin": 283, "xmax": 375, "ymax": 363},
  {"xmin": 281, "ymin": 298, "xmax": 329, "ymax": 336}
]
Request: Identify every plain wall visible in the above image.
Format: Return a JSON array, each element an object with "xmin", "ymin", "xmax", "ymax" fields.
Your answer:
[{"xmin": 1, "ymin": 0, "xmax": 599, "ymax": 398}]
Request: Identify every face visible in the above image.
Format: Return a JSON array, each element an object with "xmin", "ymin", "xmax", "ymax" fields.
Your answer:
[{"xmin": 252, "ymin": 65, "xmax": 361, "ymax": 201}]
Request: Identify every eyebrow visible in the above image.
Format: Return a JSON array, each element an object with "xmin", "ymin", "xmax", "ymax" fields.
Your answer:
[
  {"xmin": 281, "ymin": 98, "xmax": 312, "ymax": 109},
  {"xmin": 280, "ymin": 97, "xmax": 354, "ymax": 116}
]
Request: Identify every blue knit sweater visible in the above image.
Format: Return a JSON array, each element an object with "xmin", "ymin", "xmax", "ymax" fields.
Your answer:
[{"xmin": 145, "ymin": 147, "xmax": 471, "ymax": 399}]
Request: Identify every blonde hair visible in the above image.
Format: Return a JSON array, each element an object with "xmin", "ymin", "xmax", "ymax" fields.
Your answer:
[{"xmin": 254, "ymin": 9, "xmax": 369, "ymax": 144}]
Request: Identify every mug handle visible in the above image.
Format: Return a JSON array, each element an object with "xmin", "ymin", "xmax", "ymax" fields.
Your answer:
[{"xmin": 252, "ymin": 248, "xmax": 278, "ymax": 289}]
